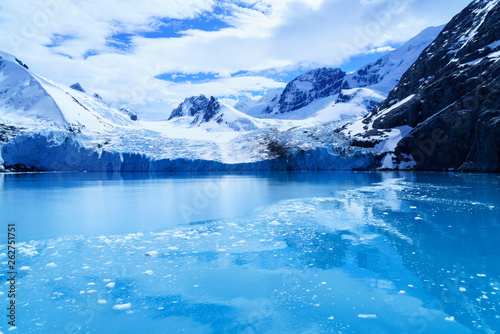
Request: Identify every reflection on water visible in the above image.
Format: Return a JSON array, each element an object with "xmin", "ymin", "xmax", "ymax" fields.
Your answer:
[
  {"xmin": 0, "ymin": 172, "xmax": 499, "ymax": 333},
  {"xmin": 0, "ymin": 171, "xmax": 385, "ymax": 241}
]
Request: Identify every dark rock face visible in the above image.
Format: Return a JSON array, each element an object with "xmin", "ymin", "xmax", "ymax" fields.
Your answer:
[
  {"xmin": 169, "ymin": 95, "xmax": 222, "ymax": 125},
  {"xmin": 168, "ymin": 95, "xmax": 210, "ymax": 120},
  {"xmin": 93, "ymin": 93, "xmax": 103, "ymax": 101},
  {"xmin": 350, "ymin": 58, "xmax": 386, "ymax": 88},
  {"xmin": 355, "ymin": 0, "xmax": 500, "ymax": 172},
  {"xmin": 273, "ymin": 68, "xmax": 346, "ymax": 114},
  {"xmin": 70, "ymin": 82, "xmax": 85, "ymax": 92},
  {"xmin": 14, "ymin": 57, "xmax": 29, "ymax": 70},
  {"xmin": 119, "ymin": 107, "xmax": 138, "ymax": 121},
  {"xmin": 202, "ymin": 96, "xmax": 221, "ymax": 123}
]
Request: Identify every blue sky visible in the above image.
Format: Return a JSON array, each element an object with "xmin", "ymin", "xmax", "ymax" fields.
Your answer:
[{"xmin": 0, "ymin": 0, "xmax": 472, "ymax": 118}]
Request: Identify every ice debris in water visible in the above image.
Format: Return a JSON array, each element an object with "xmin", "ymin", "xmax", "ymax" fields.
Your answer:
[{"xmin": 112, "ymin": 303, "xmax": 131, "ymax": 311}]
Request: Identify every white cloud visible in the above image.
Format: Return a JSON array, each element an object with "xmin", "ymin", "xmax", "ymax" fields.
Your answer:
[
  {"xmin": 365, "ymin": 46, "xmax": 396, "ymax": 54},
  {"xmin": 0, "ymin": 0, "xmax": 472, "ymax": 118}
]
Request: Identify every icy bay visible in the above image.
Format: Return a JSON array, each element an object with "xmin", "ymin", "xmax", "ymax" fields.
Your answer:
[{"xmin": 0, "ymin": 171, "xmax": 499, "ymax": 333}]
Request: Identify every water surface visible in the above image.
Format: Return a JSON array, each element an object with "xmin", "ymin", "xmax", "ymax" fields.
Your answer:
[{"xmin": 0, "ymin": 172, "xmax": 499, "ymax": 333}]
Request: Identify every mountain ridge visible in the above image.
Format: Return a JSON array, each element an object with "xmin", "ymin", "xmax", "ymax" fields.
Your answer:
[{"xmin": 343, "ymin": 0, "xmax": 500, "ymax": 172}]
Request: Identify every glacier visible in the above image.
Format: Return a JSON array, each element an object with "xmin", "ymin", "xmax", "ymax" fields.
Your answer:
[{"xmin": 0, "ymin": 25, "xmax": 443, "ymax": 172}]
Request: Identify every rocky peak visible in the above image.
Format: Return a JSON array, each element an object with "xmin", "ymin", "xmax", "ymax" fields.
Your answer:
[
  {"xmin": 118, "ymin": 107, "xmax": 138, "ymax": 121},
  {"xmin": 273, "ymin": 67, "xmax": 346, "ymax": 114},
  {"xmin": 351, "ymin": 0, "xmax": 500, "ymax": 172},
  {"xmin": 202, "ymin": 96, "xmax": 221, "ymax": 123},
  {"xmin": 70, "ymin": 82, "xmax": 85, "ymax": 92},
  {"xmin": 168, "ymin": 94, "xmax": 210, "ymax": 120},
  {"xmin": 14, "ymin": 57, "xmax": 29, "ymax": 70}
]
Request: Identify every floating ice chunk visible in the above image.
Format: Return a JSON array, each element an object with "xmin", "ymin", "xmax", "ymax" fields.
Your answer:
[
  {"xmin": 217, "ymin": 249, "xmax": 227, "ymax": 252},
  {"xmin": 414, "ymin": 217, "xmax": 423, "ymax": 220},
  {"xmin": 46, "ymin": 262, "xmax": 57, "ymax": 268},
  {"xmin": 144, "ymin": 270, "xmax": 153, "ymax": 275},
  {"xmin": 103, "ymin": 279, "xmax": 112, "ymax": 282},
  {"xmin": 19, "ymin": 246, "xmax": 38, "ymax": 256},
  {"xmin": 269, "ymin": 221, "xmax": 281, "ymax": 226},
  {"xmin": 112, "ymin": 303, "xmax": 131, "ymax": 310},
  {"xmin": 19, "ymin": 266, "xmax": 31, "ymax": 271},
  {"xmin": 145, "ymin": 251, "xmax": 158, "ymax": 257},
  {"xmin": 82, "ymin": 266, "xmax": 90, "ymax": 270},
  {"xmin": 410, "ymin": 206, "xmax": 417, "ymax": 209},
  {"xmin": 321, "ymin": 282, "xmax": 327, "ymax": 285},
  {"xmin": 87, "ymin": 282, "xmax": 95, "ymax": 286},
  {"xmin": 327, "ymin": 316, "xmax": 334, "ymax": 320},
  {"xmin": 477, "ymin": 274, "xmax": 486, "ymax": 277},
  {"xmin": 54, "ymin": 277, "xmax": 63, "ymax": 281},
  {"xmin": 358, "ymin": 314, "xmax": 377, "ymax": 319},
  {"xmin": 97, "ymin": 300, "xmax": 107, "ymax": 304},
  {"xmin": 87, "ymin": 290, "xmax": 97, "ymax": 294},
  {"xmin": 445, "ymin": 316, "xmax": 455, "ymax": 322},
  {"xmin": 398, "ymin": 290, "xmax": 406, "ymax": 294},
  {"xmin": 167, "ymin": 246, "xmax": 178, "ymax": 251},
  {"xmin": 105, "ymin": 282, "xmax": 116, "ymax": 288},
  {"xmin": 459, "ymin": 287, "xmax": 466, "ymax": 292}
]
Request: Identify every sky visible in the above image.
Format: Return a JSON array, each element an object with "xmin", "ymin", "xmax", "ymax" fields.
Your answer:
[{"xmin": 0, "ymin": 0, "xmax": 472, "ymax": 119}]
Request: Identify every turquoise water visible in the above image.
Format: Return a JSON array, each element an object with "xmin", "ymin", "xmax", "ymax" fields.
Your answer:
[{"xmin": 0, "ymin": 172, "xmax": 499, "ymax": 333}]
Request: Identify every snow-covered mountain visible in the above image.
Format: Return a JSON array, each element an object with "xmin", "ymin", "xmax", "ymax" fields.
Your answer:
[
  {"xmin": 168, "ymin": 95, "xmax": 259, "ymax": 132},
  {"xmin": 0, "ymin": 22, "xmax": 443, "ymax": 172},
  {"xmin": 271, "ymin": 67, "xmax": 347, "ymax": 115},
  {"xmin": 342, "ymin": 0, "xmax": 500, "ymax": 172},
  {"xmin": 344, "ymin": 25, "xmax": 445, "ymax": 94},
  {"xmin": 0, "ymin": 49, "xmax": 376, "ymax": 172},
  {"xmin": 3, "ymin": 0, "xmax": 495, "ymax": 173},
  {"xmin": 0, "ymin": 51, "xmax": 135, "ymax": 132},
  {"xmin": 234, "ymin": 26, "xmax": 443, "ymax": 122},
  {"xmin": 233, "ymin": 89, "xmax": 282, "ymax": 117}
]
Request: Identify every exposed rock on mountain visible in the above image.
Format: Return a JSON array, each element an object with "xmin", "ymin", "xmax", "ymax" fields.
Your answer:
[
  {"xmin": 70, "ymin": 82, "xmax": 85, "ymax": 92},
  {"xmin": 119, "ymin": 107, "xmax": 138, "ymax": 121},
  {"xmin": 234, "ymin": 26, "xmax": 442, "ymax": 121},
  {"xmin": 168, "ymin": 95, "xmax": 259, "ymax": 132},
  {"xmin": 344, "ymin": 0, "xmax": 500, "ymax": 172},
  {"xmin": 272, "ymin": 68, "xmax": 346, "ymax": 114},
  {"xmin": 168, "ymin": 95, "xmax": 210, "ymax": 120}
]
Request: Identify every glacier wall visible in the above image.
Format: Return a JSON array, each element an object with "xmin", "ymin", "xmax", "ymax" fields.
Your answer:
[{"xmin": 0, "ymin": 132, "xmax": 379, "ymax": 172}]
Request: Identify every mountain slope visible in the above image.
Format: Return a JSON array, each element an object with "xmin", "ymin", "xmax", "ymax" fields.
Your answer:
[
  {"xmin": 0, "ymin": 51, "xmax": 134, "ymax": 132},
  {"xmin": 233, "ymin": 89, "xmax": 282, "ymax": 116},
  {"xmin": 271, "ymin": 67, "xmax": 346, "ymax": 115},
  {"xmin": 234, "ymin": 26, "xmax": 442, "ymax": 122},
  {"xmin": 168, "ymin": 95, "xmax": 259, "ymax": 132},
  {"xmin": 344, "ymin": 25, "xmax": 445, "ymax": 95},
  {"xmin": 343, "ymin": 0, "xmax": 500, "ymax": 172}
]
